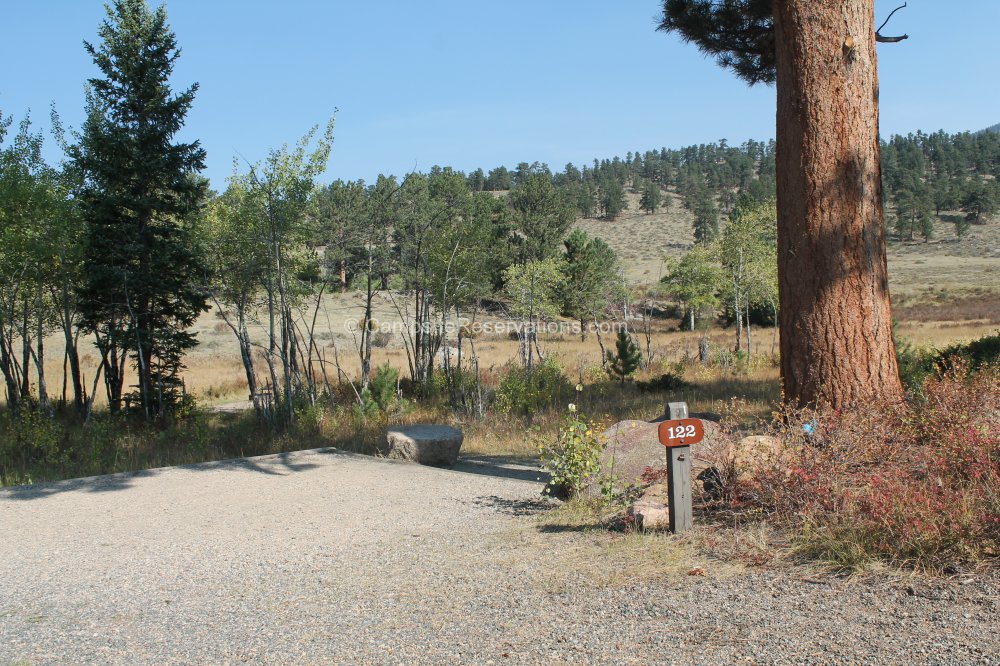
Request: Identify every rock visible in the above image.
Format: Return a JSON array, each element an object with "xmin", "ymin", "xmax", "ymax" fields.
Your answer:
[
  {"xmin": 628, "ymin": 483, "xmax": 670, "ymax": 530},
  {"xmin": 597, "ymin": 418, "xmax": 723, "ymax": 491},
  {"xmin": 383, "ymin": 425, "xmax": 464, "ymax": 467},
  {"xmin": 732, "ymin": 435, "xmax": 783, "ymax": 474}
]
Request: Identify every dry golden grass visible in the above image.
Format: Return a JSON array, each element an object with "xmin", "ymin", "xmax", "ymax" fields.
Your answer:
[{"xmin": 19, "ymin": 285, "xmax": 989, "ymax": 421}]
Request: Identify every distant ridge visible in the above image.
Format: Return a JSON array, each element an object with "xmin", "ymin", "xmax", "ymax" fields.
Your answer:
[{"xmin": 986, "ymin": 123, "xmax": 1000, "ymax": 134}]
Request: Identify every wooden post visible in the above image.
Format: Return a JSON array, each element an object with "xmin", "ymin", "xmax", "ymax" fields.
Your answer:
[{"xmin": 666, "ymin": 401, "xmax": 693, "ymax": 534}]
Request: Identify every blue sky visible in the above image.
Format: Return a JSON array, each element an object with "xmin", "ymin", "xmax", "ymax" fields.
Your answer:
[{"xmin": 2, "ymin": 1, "xmax": 997, "ymax": 189}]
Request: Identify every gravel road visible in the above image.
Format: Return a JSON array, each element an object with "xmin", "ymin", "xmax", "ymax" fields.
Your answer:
[{"xmin": 1, "ymin": 448, "xmax": 998, "ymax": 665}]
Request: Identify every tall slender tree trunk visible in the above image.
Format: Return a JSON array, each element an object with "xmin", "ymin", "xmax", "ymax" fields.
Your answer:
[
  {"xmin": 61, "ymin": 279, "xmax": 84, "ymax": 411},
  {"xmin": 773, "ymin": 0, "xmax": 902, "ymax": 408}
]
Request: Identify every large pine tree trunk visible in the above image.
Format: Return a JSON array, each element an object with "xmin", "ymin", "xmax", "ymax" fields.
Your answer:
[{"xmin": 773, "ymin": 0, "xmax": 902, "ymax": 408}]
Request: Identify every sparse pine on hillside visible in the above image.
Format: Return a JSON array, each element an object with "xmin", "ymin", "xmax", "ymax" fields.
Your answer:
[
  {"xmin": 599, "ymin": 178, "xmax": 628, "ymax": 220},
  {"xmin": 639, "ymin": 180, "xmax": 662, "ymax": 213}
]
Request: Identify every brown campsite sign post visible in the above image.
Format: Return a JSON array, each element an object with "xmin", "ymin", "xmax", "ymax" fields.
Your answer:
[{"xmin": 658, "ymin": 402, "xmax": 702, "ymax": 534}]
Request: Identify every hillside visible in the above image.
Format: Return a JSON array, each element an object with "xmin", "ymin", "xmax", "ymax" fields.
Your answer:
[{"xmin": 576, "ymin": 190, "xmax": 1000, "ymax": 300}]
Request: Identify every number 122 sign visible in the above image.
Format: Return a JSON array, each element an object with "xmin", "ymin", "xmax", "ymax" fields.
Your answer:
[{"xmin": 657, "ymin": 418, "xmax": 705, "ymax": 447}]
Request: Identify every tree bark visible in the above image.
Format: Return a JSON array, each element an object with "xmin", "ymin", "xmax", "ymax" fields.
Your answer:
[{"xmin": 773, "ymin": 0, "xmax": 902, "ymax": 408}]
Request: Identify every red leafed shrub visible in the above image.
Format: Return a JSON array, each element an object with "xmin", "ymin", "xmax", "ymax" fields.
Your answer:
[{"xmin": 740, "ymin": 363, "xmax": 999, "ymax": 570}]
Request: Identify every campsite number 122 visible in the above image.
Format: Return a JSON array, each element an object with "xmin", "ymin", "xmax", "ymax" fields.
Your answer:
[{"xmin": 665, "ymin": 424, "xmax": 697, "ymax": 440}]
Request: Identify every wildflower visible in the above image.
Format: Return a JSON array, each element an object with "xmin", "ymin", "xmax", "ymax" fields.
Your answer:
[
  {"xmin": 568, "ymin": 403, "xmax": 577, "ymax": 413},
  {"xmin": 575, "ymin": 384, "xmax": 583, "ymax": 392}
]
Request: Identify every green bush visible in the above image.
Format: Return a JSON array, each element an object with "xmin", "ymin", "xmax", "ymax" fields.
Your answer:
[
  {"xmin": 537, "ymin": 406, "xmax": 606, "ymax": 498},
  {"xmin": 636, "ymin": 372, "xmax": 691, "ymax": 393},
  {"xmin": 896, "ymin": 339, "xmax": 936, "ymax": 394},
  {"xmin": 934, "ymin": 331, "xmax": 1000, "ymax": 373},
  {"xmin": 896, "ymin": 330, "xmax": 1000, "ymax": 394},
  {"xmin": 426, "ymin": 366, "xmax": 480, "ymax": 399},
  {"xmin": 0, "ymin": 409, "xmax": 66, "ymax": 475},
  {"xmin": 493, "ymin": 356, "xmax": 573, "ymax": 415}
]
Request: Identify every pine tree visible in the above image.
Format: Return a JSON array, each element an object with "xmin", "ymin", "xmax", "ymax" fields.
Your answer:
[
  {"xmin": 600, "ymin": 178, "xmax": 628, "ymax": 220},
  {"xmin": 659, "ymin": 0, "xmax": 904, "ymax": 408},
  {"xmin": 562, "ymin": 230, "xmax": 623, "ymax": 338},
  {"xmin": 73, "ymin": 0, "xmax": 208, "ymax": 417},
  {"xmin": 607, "ymin": 328, "xmax": 642, "ymax": 382},
  {"xmin": 691, "ymin": 189, "xmax": 719, "ymax": 242},
  {"xmin": 639, "ymin": 180, "xmax": 662, "ymax": 213}
]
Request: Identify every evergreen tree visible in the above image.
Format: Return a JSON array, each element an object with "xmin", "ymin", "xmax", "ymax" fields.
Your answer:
[
  {"xmin": 600, "ymin": 178, "xmax": 627, "ymax": 220},
  {"xmin": 960, "ymin": 178, "xmax": 998, "ymax": 226},
  {"xmin": 691, "ymin": 189, "xmax": 719, "ymax": 243},
  {"xmin": 509, "ymin": 170, "xmax": 575, "ymax": 262},
  {"xmin": 639, "ymin": 180, "xmax": 662, "ymax": 213},
  {"xmin": 72, "ymin": 0, "xmax": 208, "ymax": 416},
  {"xmin": 561, "ymin": 230, "xmax": 623, "ymax": 338},
  {"xmin": 607, "ymin": 328, "xmax": 641, "ymax": 382}
]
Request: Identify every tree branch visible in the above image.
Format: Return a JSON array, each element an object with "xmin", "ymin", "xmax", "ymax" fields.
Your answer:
[{"xmin": 876, "ymin": 3, "xmax": 908, "ymax": 43}]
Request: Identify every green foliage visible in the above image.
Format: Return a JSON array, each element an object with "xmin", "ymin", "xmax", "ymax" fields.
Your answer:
[
  {"xmin": 354, "ymin": 363, "xmax": 405, "ymax": 418},
  {"xmin": 934, "ymin": 331, "xmax": 1000, "ymax": 374},
  {"xmin": 538, "ymin": 406, "xmax": 606, "ymax": 498},
  {"xmin": 960, "ymin": 178, "xmax": 998, "ymax": 225},
  {"xmin": 606, "ymin": 329, "xmax": 642, "ymax": 382},
  {"xmin": 716, "ymin": 198, "xmax": 778, "ymax": 320},
  {"xmin": 894, "ymin": 179, "xmax": 935, "ymax": 241},
  {"xmin": 689, "ymin": 187, "xmax": 719, "ymax": 243},
  {"xmin": 894, "ymin": 338, "xmax": 935, "ymax": 395},
  {"xmin": 599, "ymin": 178, "xmax": 628, "ymax": 220},
  {"xmin": 72, "ymin": 0, "xmax": 209, "ymax": 415},
  {"xmin": 369, "ymin": 362, "xmax": 400, "ymax": 410},
  {"xmin": 509, "ymin": 168, "xmax": 575, "ymax": 261},
  {"xmin": 658, "ymin": 0, "xmax": 775, "ymax": 86},
  {"xmin": 0, "ymin": 409, "xmax": 66, "ymax": 477},
  {"xmin": 502, "ymin": 257, "xmax": 567, "ymax": 322},
  {"xmin": 639, "ymin": 180, "xmax": 662, "ymax": 213},
  {"xmin": 895, "ymin": 329, "xmax": 1000, "ymax": 395},
  {"xmin": 661, "ymin": 244, "xmax": 723, "ymax": 329},
  {"xmin": 636, "ymin": 372, "xmax": 691, "ymax": 393},
  {"xmin": 561, "ymin": 230, "xmax": 623, "ymax": 327},
  {"xmin": 494, "ymin": 356, "xmax": 573, "ymax": 415}
]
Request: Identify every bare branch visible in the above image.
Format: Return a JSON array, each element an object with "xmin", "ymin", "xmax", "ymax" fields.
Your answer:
[{"xmin": 876, "ymin": 3, "xmax": 909, "ymax": 43}]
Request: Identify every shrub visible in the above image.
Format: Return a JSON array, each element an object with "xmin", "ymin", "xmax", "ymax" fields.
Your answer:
[
  {"xmin": 0, "ymin": 409, "xmax": 66, "ymax": 477},
  {"xmin": 636, "ymin": 372, "xmax": 690, "ymax": 393},
  {"xmin": 537, "ymin": 405, "xmax": 606, "ymax": 498},
  {"xmin": 739, "ymin": 363, "xmax": 1000, "ymax": 570},
  {"xmin": 370, "ymin": 329, "xmax": 394, "ymax": 348},
  {"xmin": 895, "ymin": 338, "xmax": 936, "ymax": 394},
  {"xmin": 896, "ymin": 330, "xmax": 1000, "ymax": 395},
  {"xmin": 934, "ymin": 331, "xmax": 1000, "ymax": 374},
  {"xmin": 493, "ymin": 356, "xmax": 573, "ymax": 415},
  {"xmin": 426, "ymin": 366, "xmax": 480, "ymax": 401}
]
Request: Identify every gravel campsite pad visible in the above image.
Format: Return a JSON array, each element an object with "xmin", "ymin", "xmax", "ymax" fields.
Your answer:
[{"xmin": 2, "ymin": 449, "xmax": 998, "ymax": 664}]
